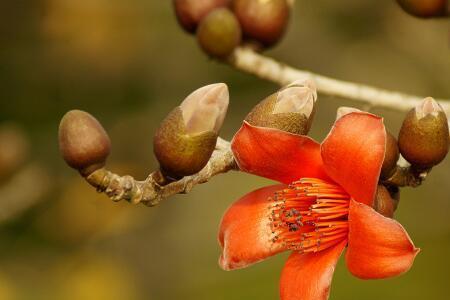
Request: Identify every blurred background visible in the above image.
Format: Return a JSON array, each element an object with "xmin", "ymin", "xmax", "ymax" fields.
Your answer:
[{"xmin": 0, "ymin": 1, "xmax": 449, "ymax": 299}]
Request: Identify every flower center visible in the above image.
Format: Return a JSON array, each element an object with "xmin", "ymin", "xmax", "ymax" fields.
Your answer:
[{"xmin": 269, "ymin": 178, "xmax": 350, "ymax": 253}]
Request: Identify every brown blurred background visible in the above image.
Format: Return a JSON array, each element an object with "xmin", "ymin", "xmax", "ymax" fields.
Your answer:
[{"xmin": 0, "ymin": 1, "xmax": 449, "ymax": 299}]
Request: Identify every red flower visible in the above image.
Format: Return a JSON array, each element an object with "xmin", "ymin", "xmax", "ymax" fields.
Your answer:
[{"xmin": 218, "ymin": 112, "xmax": 419, "ymax": 300}]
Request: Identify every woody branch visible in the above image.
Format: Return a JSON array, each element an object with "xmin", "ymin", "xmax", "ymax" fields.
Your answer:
[
  {"xmin": 84, "ymin": 138, "xmax": 236, "ymax": 206},
  {"xmin": 228, "ymin": 47, "xmax": 450, "ymax": 117}
]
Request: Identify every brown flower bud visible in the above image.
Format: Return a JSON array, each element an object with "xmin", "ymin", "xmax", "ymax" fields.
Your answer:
[
  {"xmin": 153, "ymin": 83, "xmax": 229, "ymax": 179},
  {"xmin": 374, "ymin": 184, "xmax": 399, "ymax": 218},
  {"xmin": 381, "ymin": 131, "xmax": 400, "ymax": 179},
  {"xmin": 396, "ymin": 0, "xmax": 448, "ymax": 18},
  {"xmin": 232, "ymin": 0, "xmax": 290, "ymax": 47},
  {"xmin": 245, "ymin": 79, "xmax": 317, "ymax": 135},
  {"xmin": 173, "ymin": 0, "xmax": 231, "ymax": 33},
  {"xmin": 197, "ymin": 8, "xmax": 242, "ymax": 58},
  {"xmin": 398, "ymin": 97, "xmax": 449, "ymax": 169},
  {"xmin": 59, "ymin": 110, "xmax": 111, "ymax": 175}
]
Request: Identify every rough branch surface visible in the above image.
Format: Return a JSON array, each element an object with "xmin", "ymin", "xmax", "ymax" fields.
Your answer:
[{"xmin": 85, "ymin": 138, "xmax": 237, "ymax": 206}]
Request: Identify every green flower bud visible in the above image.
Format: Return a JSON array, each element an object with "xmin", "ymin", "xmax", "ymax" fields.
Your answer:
[
  {"xmin": 197, "ymin": 8, "xmax": 242, "ymax": 58},
  {"xmin": 245, "ymin": 79, "xmax": 317, "ymax": 135},
  {"xmin": 173, "ymin": 0, "xmax": 231, "ymax": 33},
  {"xmin": 381, "ymin": 131, "xmax": 400, "ymax": 179},
  {"xmin": 59, "ymin": 110, "xmax": 111, "ymax": 175},
  {"xmin": 374, "ymin": 184, "xmax": 399, "ymax": 218},
  {"xmin": 396, "ymin": 0, "xmax": 448, "ymax": 18},
  {"xmin": 153, "ymin": 83, "xmax": 229, "ymax": 179},
  {"xmin": 232, "ymin": 0, "xmax": 290, "ymax": 47},
  {"xmin": 398, "ymin": 97, "xmax": 449, "ymax": 169}
]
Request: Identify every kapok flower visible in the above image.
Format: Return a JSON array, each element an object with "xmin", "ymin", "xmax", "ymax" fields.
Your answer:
[{"xmin": 218, "ymin": 112, "xmax": 419, "ymax": 300}]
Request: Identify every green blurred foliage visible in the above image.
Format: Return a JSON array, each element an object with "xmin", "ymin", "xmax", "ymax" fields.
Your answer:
[{"xmin": 0, "ymin": 0, "xmax": 449, "ymax": 299}]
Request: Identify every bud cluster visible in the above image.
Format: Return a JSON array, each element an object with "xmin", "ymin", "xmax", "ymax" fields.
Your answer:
[
  {"xmin": 58, "ymin": 84, "xmax": 230, "ymax": 181},
  {"xmin": 57, "ymin": 79, "xmax": 448, "ymax": 219},
  {"xmin": 173, "ymin": 0, "xmax": 291, "ymax": 58}
]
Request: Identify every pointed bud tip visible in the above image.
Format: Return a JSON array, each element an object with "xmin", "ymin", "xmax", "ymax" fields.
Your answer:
[
  {"xmin": 274, "ymin": 86, "xmax": 315, "ymax": 117},
  {"xmin": 415, "ymin": 97, "xmax": 443, "ymax": 119},
  {"xmin": 202, "ymin": 82, "xmax": 229, "ymax": 106},
  {"xmin": 180, "ymin": 83, "xmax": 229, "ymax": 134},
  {"xmin": 287, "ymin": 79, "xmax": 318, "ymax": 102}
]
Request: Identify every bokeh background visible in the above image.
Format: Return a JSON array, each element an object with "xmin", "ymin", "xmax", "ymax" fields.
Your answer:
[{"xmin": 0, "ymin": 1, "xmax": 449, "ymax": 299}]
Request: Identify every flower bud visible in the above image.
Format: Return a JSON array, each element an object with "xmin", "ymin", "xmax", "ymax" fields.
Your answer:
[
  {"xmin": 396, "ymin": 0, "xmax": 448, "ymax": 18},
  {"xmin": 381, "ymin": 131, "xmax": 400, "ymax": 179},
  {"xmin": 59, "ymin": 110, "xmax": 111, "ymax": 175},
  {"xmin": 173, "ymin": 0, "xmax": 231, "ymax": 33},
  {"xmin": 374, "ymin": 184, "xmax": 399, "ymax": 218},
  {"xmin": 153, "ymin": 83, "xmax": 229, "ymax": 179},
  {"xmin": 398, "ymin": 97, "xmax": 449, "ymax": 169},
  {"xmin": 245, "ymin": 80, "xmax": 317, "ymax": 135},
  {"xmin": 197, "ymin": 8, "xmax": 242, "ymax": 58},
  {"xmin": 232, "ymin": 0, "xmax": 290, "ymax": 47}
]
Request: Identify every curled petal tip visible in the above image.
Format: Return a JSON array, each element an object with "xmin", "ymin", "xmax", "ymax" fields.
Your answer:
[
  {"xmin": 336, "ymin": 106, "xmax": 362, "ymax": 121},
  {"xmin": 346, "ymin": 200, "xmax": 419, "ymax": 280}
]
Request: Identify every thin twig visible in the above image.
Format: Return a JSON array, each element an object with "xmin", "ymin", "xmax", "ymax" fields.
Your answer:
[
  {"xmin": 85, "ymin": 138, "xmax": 237, "ymax": 206},
  {"xmin": 228, "ymin": 47, "xmax": 450, "ymax": 116}
]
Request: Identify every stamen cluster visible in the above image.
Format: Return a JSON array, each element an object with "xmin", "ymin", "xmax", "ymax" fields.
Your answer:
[{"xmin": 269, "ymin": 178, "xmax": 350, "ymax": 253}]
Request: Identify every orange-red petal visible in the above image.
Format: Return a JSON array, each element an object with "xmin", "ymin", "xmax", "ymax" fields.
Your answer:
[
  {"xmin": 218, "ymin": 184, "xmax": 286, "ymax": 270},
  {"xmin": 231, "ymin": 122, "xmax": 329, "ymax": 184},
  {"xmin": 321, "ymin": 112, "xmax": 385, "ymax": 206},
  {"xmin": 346, "ymin": 200, "xmax": 419, "ymax": 279},
  {"xmin": 280, "ymin": 240, "xmax": 347, "ymax": 300}
]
